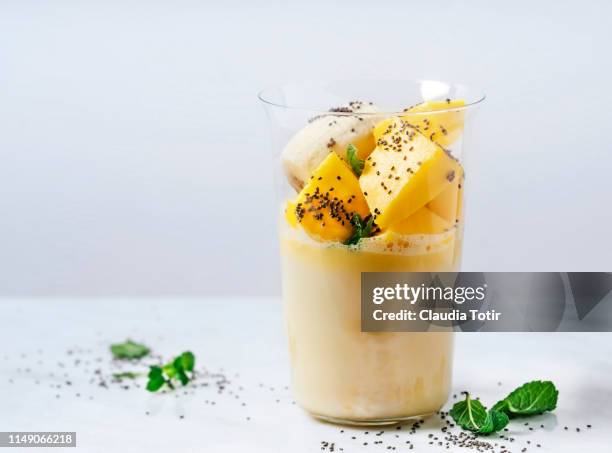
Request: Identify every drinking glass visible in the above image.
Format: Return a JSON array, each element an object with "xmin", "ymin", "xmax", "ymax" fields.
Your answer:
[{"xmin": 259, "ymin": 80, "xmax": 484, "ymax": 425}]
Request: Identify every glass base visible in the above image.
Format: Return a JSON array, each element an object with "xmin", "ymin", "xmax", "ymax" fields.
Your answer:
[{"xmin": 311, "ymin": 411, "xmax": 435, "ymax": 427}]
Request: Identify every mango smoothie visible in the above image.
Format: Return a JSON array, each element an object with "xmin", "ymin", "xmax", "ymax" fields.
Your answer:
[{"xmin": 276, "ymin": 97, "xmax": 467, "ymax": 424}]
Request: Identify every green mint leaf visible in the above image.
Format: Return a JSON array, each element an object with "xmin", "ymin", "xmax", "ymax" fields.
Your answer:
[
  {"xmin": 181, "ymin": 351, "xmax": 195, "ymax": 372},
  {"xmin": 141, "ymin": 351, "xmax": 197, "ymax": 393},
  {"xmin": 162, "ymin": 363, "xmax": 176, "ymax": 378},
  {"xmin": 491, "ymin": 398, "xmax": 509, "ymax": 414},
  {"xmin": 344, "ymin": 214, "xmax": 375, "ymax": 246},
  {"xmin": 173, "ymin": 356, "xmax": 184, "ymax": 372},
  {"xmin": 172, "ymin": 352, "xmax": 194, "ymax": 385},
  {"xmin": 146, "ymin": 366, "xmax": 165, "ymax": 392},
  {"xmin": 110, "ymin": 340, "xmax": 150, "ymax": 360},
  {"xmin": 449, "ymin": 394, "xmax": 508, "ymax": 435},
  {"xmin": 347, "ymin": 214, "xmax": 363, "ymax": 243},
  {"xmin": 146, "ymin": 378, "xmax": 165, "ymax": 392},
  {"xmin": 344, "ymin": 214, "xmax": 363, "ymax": 246},
  {"xmin": 346, "ymin": 144, "xmax": 364, "ymax": 176},
  {"xmin": 147, "ymin": 352, "xmax": 196, "ymax": 392},
  {"xmin": 112, "ymin": 371, "xmax": 141, "ymax": 380},
  {"xmin": 493, "ymin": 380, "xmax": 558, "ymax": 417},
  {"xmin": 362, "ymin": 216, "xmax": 375, "ymax": 237},
  {"xmin": 176, "ymin": 369, "xmax": 190, "ymax": 386},
  {"xmin": 148, "ymin": 366, "xmax": 163, "ymax": 379},
  {"xmin": 490, "ymin": 410, "xmax": 510, "ymax": 432},
  {"xmin": 449, "ymin": 394, "xmax": 489, "ymax": 433}
]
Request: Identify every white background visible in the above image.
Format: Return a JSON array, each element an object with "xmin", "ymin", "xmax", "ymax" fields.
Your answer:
[{"xmin": 1, "ymin": 0, "xmax": 611, "ymax": 297}]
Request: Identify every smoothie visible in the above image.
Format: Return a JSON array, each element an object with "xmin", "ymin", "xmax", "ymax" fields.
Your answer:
[{"xmin": 278, "ymin": 99, "xmax": 466, "ymax": 424}]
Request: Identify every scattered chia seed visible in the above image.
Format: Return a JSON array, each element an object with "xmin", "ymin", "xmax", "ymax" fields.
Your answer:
[{"xmin": 6, "ymin": 344, "xmax": 593, "ymax": 452}]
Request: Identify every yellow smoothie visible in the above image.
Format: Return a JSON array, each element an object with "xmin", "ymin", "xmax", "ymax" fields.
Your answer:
[
  {"xmin": 280, "ymin": 226, "xmax": 459, "ymax": 423},
  {"xmin": 277, "ymin": 100, "xmax": 467, "ymax": 424}
]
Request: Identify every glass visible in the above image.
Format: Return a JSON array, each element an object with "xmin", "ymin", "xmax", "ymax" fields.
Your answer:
[{"xmin": 259, "ymin": 80, "xmax": 484, "ymax": 425}]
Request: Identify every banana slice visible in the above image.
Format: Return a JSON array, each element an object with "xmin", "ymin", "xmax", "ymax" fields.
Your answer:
[{"xmin": 281, "ymin": 101, "xmax": 382, "ymax": 191}]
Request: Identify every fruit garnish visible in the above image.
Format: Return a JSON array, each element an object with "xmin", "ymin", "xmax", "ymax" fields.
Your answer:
[
  {"xmin": 373, "ymin": 99, "xmax": 466, "ymax": 147},
  {"xmin": 426, "ymin": 167, "xmax": 464, "ymax": 223},
  {"xmin": 285, "ymin": 152, "xmax": 370, "ymax": 242},
  {"xmin": 388, "ymin": 207, "xmax": 452, "ymax": 235},
  {"xmin": 360, "ymin": 117, "xmax": 462, "ymax": 229},
  {"xmin": 402, "ymin": 99, "xmax": 466, "ymax": 146}
]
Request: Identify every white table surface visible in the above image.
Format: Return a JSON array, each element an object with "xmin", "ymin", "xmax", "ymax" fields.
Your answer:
[{"xmin": 1, "ymin": 298, "xmax": 610, "ymax": 452}]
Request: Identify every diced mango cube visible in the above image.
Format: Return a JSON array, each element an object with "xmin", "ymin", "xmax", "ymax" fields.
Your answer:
[
  {"xmin": 286, "ymin": 152, "xmax": 370, "ymax": 242},
  {"xmin": 403, "ymin": 99, "xmax": 465, "ymax": 146},
  {"xmin": 427, "ymin": 166, "xmax": 464, "ymax": 223},
  {"xmin": 360, "ymin": 117, "xmax": 462, "ymax": 229},
  {"xmin": 389, "ymin": 207, "xmax": 452, "ymax": 235},
  {"xmin": 374, "ymin": 99, "xmax": 465, "ymax": 147}
]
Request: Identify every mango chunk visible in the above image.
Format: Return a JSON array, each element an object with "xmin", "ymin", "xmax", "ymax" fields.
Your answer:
[
  {"xmin": 286, "ymin": 152, "xmax": 370, "ymax": 242},
  {"xmin": 360, "ymin": 117, "xmax": 462, "ymax": 230},
  {"xmin": 403, "ymin": 99, "xmax": 465, "ymax": 147},
  {"xmin": 456, "ymin": 175, "xmax": 464, "ymax": 222},
  {"xmin": 427, "ymin": 166, "xmax": 464, "ymax": 223},
  {"xmin": 285, "ymin": 201, "xmax": 298, "ymax": 228},
  {"xmin": 389, "ymin": 207, "xmax": 452, "ymax": 235},
  {"xmin": 374, "ymin": 99, "xmax": 465, "ymax": 147}
]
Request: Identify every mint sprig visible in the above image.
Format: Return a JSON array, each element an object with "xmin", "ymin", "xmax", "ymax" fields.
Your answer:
[
  {"xmin": 449, "ymin": 394, "xmax": 509, "ymax": 435},
  {"xmin": 492, "ymin": 380, "xmax": 558, "ymax": 417},
  {"xmin": 346, "ymin": 144, "xmax": 364, "ymax": 176},
  {"xmin": 344, "ymin": 214, "xmax": 375, "ymax": 246},
  {"xmin": 450, "ymin": 380, "xmax": 559, "ymax": 436},
  {"xmin": 110, "ymin": 340, "xmax": 150, "ymax": 360},
  {"xmin": 146, "ymin": 351, "xmax": 196, "ymax": 392}
]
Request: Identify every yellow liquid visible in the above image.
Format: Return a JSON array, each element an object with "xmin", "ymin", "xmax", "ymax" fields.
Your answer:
[{"xmin": 280, "ymin": 228, "xmax": 461, "ymax": 423}]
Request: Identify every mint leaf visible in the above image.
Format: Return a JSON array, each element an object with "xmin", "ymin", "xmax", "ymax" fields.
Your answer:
[
  {"xmin": 346, "ymin": 144, "xmax": 364, "ymax": 176},
  {"xmin": 146, "ymin": 366, "xmax": 166, "ymax": 392},
  {"xmin": 163, "ymin": 363, "xmax": 177, "ymax": 378},
  {"xmin": 173, "ymin": 352, "xmax": 195, "ymax": 385},
  {"xmin": 362, "ymin": 216, "xmax": 375, "ymax": 237},
  {"xmin": 112, "ymin": 371, "xmax": 141, "ymax": 380},
  {"xmin": 180, "ymin": 351, "xmax": 195, "ymax": 371},
  {"xmin": 493, "ymin": 380, "xmax": 558, "ymax": 417},
  {"xmin": 490, "ymin": 410, "xmax": 510, "ymax": 432},
  {"xmin": 491, "ymin": 398, "xmax": 509, "ymax": 414},
  {"xmin": 146, "ymin": 351, "xmax": 196, "ymax": 392},
  {"xmin": 449, "ymin": 394, "xmax": 508, "ymax": 435},
  {"xmin": 110, "ymin": 340, "xmax": 150, "ymax": 360},
  {"xmin": 344, "ymin": 214, "xmax": 375, "ymax": 246},
  {"xmin": 344, "ymin": 214, "xmax": 364, "ymax": 245},
  {"xmin": 176, "ymin": 369, "xmax": 190, "ymax": 386}
]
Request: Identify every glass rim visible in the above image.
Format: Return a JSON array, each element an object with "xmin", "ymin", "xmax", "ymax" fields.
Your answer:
[{"xmin": 257, "ymin": 79, "xmax": 486, "ymax": 115}]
